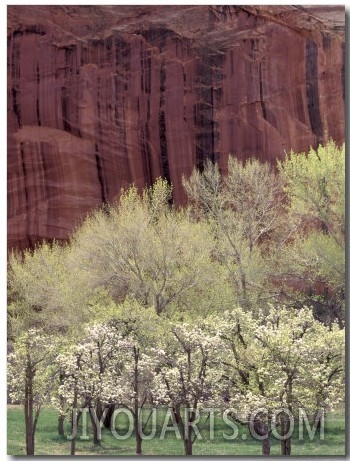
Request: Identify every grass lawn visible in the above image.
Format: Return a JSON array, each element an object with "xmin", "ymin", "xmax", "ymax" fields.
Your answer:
[{"xmin": 7, "ymin": 405, "xmax": 345, "ymax": 456}]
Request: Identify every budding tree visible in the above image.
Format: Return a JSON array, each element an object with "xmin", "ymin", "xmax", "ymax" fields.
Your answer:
[
  {"xmin": 152, "ymin": 321, "xmax": 223, "ymax": 455},
  {"xmin": 8, "ymin": 329, "xmax": 60, "ymax": 455},
  {"xmin": 54, "ymin": 322, "xmax": 125, "ymax": 453},
  {"xmin": 213, "ymin": 306, "xmax": 345, "ymax": 456},
  {"xmin": 100, "ymin": 301, "xmax": 164, "ymax": 455},
  {"xmin": 55, "ymin": 301, "xmax": 162, "ymax": 455}
]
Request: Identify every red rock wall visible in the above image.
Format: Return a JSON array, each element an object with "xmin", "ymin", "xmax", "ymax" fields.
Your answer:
[{"xmin": 7, "ymin": 5, "xmax": 345, "ymax": 249}]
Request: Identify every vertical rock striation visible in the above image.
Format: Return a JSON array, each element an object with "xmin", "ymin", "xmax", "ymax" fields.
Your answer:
[{"xmin": 7, "ymin": 5, "xmax": 345, "ymax": 249}]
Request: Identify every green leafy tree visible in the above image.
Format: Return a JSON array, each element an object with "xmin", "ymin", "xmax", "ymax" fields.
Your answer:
[
  {"xmin": 278, "ymin": 141, "xmax": 344, "ymax": 242},
  {"xmin": 275, "ymin": 231, "xmax": 345, "ymax": 323},
  {"xmin": 183, "ymin": 157, "xmax": 286, "ymax": 310},
  {"xmin": 8, "ymin": 241, "xmax": 99, "ymax": 337},
  {"xmin": 277, "ymin": 141, "xmax": 345, "ymax": 322},
  {"xmin": 71, "ymin": 179, "xmax": 217, "ymax": 317}
]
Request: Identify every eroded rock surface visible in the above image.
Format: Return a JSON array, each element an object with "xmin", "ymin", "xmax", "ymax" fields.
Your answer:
[{"xmin": 7, "ymin": 5, "xmax": 345, "ymax": 249}]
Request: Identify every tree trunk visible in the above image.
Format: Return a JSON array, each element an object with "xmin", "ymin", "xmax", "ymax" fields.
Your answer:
[
  {"xmin": 250, "ymin": 418, "xmax": 270, "ymax": 455},
  {"xmin": 57, "ymin": 372, "xmax": 65, "ymax": 436},
  {"xmin": 135, "ymin": 421, "xmax": 142, "ymax": 455},
  {"xmin": 133, "ymin": 346, "xmax": 142, "ymax": 455},
  {"xmin": 95, "ymin": 398, "xmax": 103, "ymax": 420},
  {"xmin": 24, "ymin": 364, "xmax": 35, "ymax": 455},
  {"xmin": 70, "ymin": 410, "xmax": 84, "ymax": 455},
  {"xmin": 281, "ymin": 437, "xmax": 291, "ymax": 456},
  {"xmin": 103, "ymin": 403, "xmax": 116, "ymax": 429},
  {"xmin": 184, "ymin": 428, "xmax": 193, "ymax": 455},
  {"xmin": 89, "ymin": 407, "xmax": 101, "ymax": 445},
  {"xmin": 280, "ymin": 417, "xmax": 292, "ymax": 455},
  {"xmin": 70, "ymin": 410, "xmax": 77, "ymax": 455},
  {"xmin": 70, "ymin": 388, "xmax": 79, "ymax": 455},
  {"xmin": 172, "ymin": 405, "xmax": 181, "ymax": 426},
  {"xmin": 134, "ymin": 407, "xmax": 143, "ymax": 455},
  {"xmin": 70, "ymin": 355, "xmax": 83, "ymax": 455},
  {"xmin": 24, "ymin": 399, "xmax": 34, "ymax": 455},
  {"xmin": 93, "ymin": 398, "xmax": 103, "ymax": 444},
  {"xmin": 262, "ymin": 435, "xmax": 270, "ymax": 455},
  {"xmin": 184, "ymin": 438, "xmax": 193, "ymax": 455},
  {"xmin": 172, "ymin": 406, "xmax": 193, "ymax": 456},
  {"xmin": 58, "ymin": 414, "xmax": 65, "ymax": 437},
  {"xmin": 184, "ymin": 412, "xmax": 193, "ymax": 456}
]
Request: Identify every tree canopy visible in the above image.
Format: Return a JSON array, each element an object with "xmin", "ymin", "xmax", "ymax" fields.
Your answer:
[{"xmin": 7, "ymin": 141, "xmax": 345, "ymax": 456}]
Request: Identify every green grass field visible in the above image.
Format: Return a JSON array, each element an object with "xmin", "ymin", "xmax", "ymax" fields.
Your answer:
[{"xmin": 7, "ymin": 405, "xmax": 345, "ymax": 456}]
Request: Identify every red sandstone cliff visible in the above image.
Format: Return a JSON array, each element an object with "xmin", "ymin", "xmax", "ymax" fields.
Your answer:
[{"xmin": 7, "ymin": 5, "xmax": 345, "ymax": 249}]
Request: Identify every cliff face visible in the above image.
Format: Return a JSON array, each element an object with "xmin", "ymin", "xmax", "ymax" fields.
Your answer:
[{"xmin": 7, "ymin": 5, "xmax": 345, "ymax": 249}]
